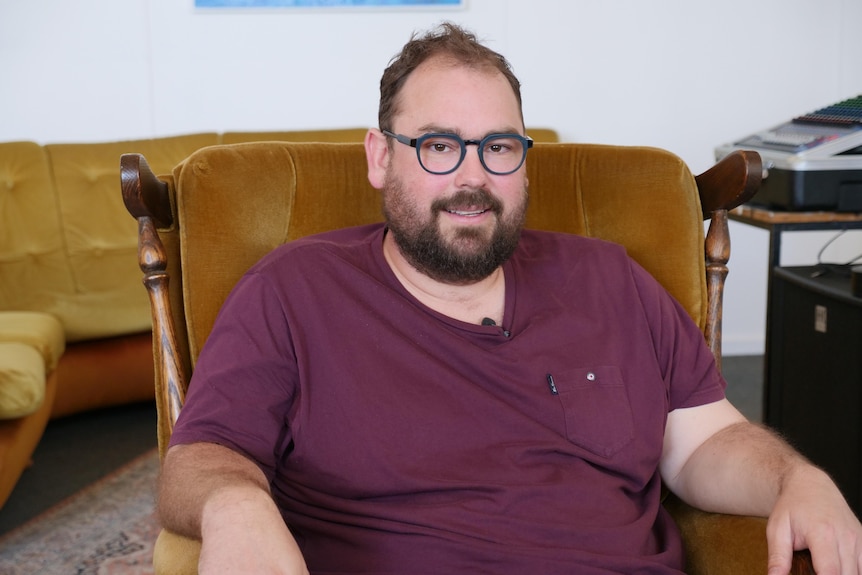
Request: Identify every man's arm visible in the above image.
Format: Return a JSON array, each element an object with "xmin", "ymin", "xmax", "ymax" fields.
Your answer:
[
  {"xmin": 660, "ymin": 398, "xmax": 862, "ymax": 575},
  {"xmin": 158, "ymin": 442, "xmax": 309, "ymax": 575}
]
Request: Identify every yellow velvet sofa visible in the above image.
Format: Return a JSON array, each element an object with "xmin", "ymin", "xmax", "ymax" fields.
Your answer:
[
  {"xmin": 0, "ymin": 127, "xmax": 558, "ymax": 508},
  {"xmin": 0, "ymin": 128, "xmax": 392, "ymax": 507}
]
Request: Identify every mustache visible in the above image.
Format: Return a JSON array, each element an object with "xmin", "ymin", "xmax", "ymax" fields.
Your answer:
[{"xmin": 430, "ymin": 188, "xmax": 503, "ymax": 214}]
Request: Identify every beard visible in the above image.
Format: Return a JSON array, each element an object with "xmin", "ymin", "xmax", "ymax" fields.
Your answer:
[{"xmin": 381, "ymin": 172, "xmax": 528, "ymax": 285}]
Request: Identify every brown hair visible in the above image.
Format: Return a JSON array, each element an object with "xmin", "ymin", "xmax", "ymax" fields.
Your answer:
[{"xmin": 377, "ymin": 21, "xmax": 523, "ymax": 133}]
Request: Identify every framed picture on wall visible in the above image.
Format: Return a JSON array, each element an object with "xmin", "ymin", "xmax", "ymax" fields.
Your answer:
[{"xmin": 195, "ymin": 0, "xmax": 465, "ymax": 8}]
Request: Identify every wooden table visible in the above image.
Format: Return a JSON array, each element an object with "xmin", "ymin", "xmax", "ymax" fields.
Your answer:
[{"xmin": 729, "ymin": 204, "xmax": 862, "ymax": 268}]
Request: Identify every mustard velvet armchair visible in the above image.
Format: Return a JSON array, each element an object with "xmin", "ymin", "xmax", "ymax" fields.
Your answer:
[{"xmin": 121, "ymin": 141, "xmax": 813, "ymax": 575}]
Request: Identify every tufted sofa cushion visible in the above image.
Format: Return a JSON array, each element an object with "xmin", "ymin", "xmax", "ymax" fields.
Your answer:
[
  {"xmin": 0, "ymin": 311, "xmax": 65, "ymax": 418},
  {"xmin": 0, "ymin": 135, "xmax": 219, "ymax": 343}
]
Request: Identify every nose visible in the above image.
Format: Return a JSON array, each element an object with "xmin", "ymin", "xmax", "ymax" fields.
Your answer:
[{"xmin": 453, "ymin": 144, "xmax": 488, "ymax": 186}]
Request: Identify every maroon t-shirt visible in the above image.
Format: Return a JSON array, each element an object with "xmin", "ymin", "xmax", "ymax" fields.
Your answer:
[{"xmin": 172, "ymin": 224, "xmax": 726, "ymax": 574}]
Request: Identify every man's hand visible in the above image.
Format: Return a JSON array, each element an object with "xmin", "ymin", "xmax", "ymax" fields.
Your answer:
[{"xmin": 766, "ymin": 465, "xmax": 862, "ymax": 575}]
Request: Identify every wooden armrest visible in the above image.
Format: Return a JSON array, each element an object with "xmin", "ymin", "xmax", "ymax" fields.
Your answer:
[
  {"xmin": 697, "ymin": 150, "xmax": 763, "ymax": 370},
  {"xmin": 121, "ymin": 153, "xmax": 173, "ymax": 229},
  {"xmin": 689, "ymin": 152, "xmax": 810, "ymax": 575},
  {"xmin": 695, "ymin": 150, "xmax": 762, "ymax": 218},
  {"xmin": 121, "ymin": 152, "xmax": 187, "ymax": 458}
]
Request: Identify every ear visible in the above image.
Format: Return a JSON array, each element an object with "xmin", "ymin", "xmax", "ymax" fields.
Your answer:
[{"xmin": 365, "ymin": 128, "xmax": 390, "ymax": 190}]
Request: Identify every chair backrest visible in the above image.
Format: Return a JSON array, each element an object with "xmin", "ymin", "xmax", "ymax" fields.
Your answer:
[{"xmin": 121, "ymin": 141, "xmax": 760, "ymax": 457}]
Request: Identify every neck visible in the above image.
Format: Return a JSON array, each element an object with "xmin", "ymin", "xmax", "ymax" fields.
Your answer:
[{"xmin": 382, "ymin": 232, "xmax": 506, "ymax": 325}]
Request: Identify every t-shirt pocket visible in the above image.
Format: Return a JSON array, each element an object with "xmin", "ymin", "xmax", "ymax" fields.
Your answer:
[{"xmin": 552, "ymin": 366, "xmax": 634, "ymax": 458}]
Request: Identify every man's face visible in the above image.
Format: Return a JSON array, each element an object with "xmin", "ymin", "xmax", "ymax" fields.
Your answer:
[{"xmin": 380, "ymin": 58, "xmax": 529, "ymax": 285}]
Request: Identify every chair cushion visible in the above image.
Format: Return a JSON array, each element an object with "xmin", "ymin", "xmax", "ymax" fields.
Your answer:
[
  {"xmin": 153, "ymin": 529, "xmax": 201, "ymax": 575},
  {"xmin": 524, "ymin": 144, "xmax": 706, "ymax": 330},
  {"xmin": 170, "ymin": 142, "xmax": 706, "ymax": 365},
  {"xmin": 0, "ymin": 312, "xmax": 65, "ymax": 419}
]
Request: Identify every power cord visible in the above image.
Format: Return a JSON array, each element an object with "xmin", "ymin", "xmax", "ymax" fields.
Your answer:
[{"xmin": 810, "ymin": 230, "xmax": 862, "ymax": 278}]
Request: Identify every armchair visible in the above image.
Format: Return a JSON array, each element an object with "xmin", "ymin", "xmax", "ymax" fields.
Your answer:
[{"xmin": 121, "ymin": 140, "xmax": 813, "ymax": 574}]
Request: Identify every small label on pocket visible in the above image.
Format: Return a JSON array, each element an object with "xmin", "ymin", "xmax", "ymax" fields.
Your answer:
[{"xmin": 546, "ymin": 373, "xmax": 559, "ymax": 395}]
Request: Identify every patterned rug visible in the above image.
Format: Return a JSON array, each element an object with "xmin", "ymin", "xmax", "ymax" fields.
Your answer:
[{"xmin": 0, "ymin": 449, "xmax": 160, "ymax": 574}]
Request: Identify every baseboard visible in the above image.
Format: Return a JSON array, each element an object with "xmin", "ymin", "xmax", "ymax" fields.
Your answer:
[{"xmin": 721, "ymin": 336, "xmax": 765, "ymax": 357}]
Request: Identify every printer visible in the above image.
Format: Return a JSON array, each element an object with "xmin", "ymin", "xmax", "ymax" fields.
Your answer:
[{"xmin": 715, "ymin": 95, "xmax": 862, "ymax": 212}]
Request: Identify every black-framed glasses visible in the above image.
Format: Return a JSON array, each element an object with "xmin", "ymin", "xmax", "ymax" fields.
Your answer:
[{"xmin": 383, "ymin": 130, "xmax": 533, "ymax": 175}]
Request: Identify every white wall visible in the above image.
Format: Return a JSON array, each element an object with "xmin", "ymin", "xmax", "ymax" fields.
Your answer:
[{"xmin": 2, "ymin": 0, "xmax": 861, "ymax": 355}]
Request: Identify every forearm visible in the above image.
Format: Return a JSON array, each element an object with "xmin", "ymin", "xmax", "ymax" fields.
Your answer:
[
  {"xmin": 158, "ymin": 442, "xmax": 276, "ymax": 538},
  {"xmin": 669, "ymin": 420, "xmax": 813, "ymax": 517},
  {"xmin": 159, "ymin": 442, "xmax": 311, "ymax": 574},
  {"xmin": 665, "ymin": 407, "xmax": 862, "ymax": 574}
]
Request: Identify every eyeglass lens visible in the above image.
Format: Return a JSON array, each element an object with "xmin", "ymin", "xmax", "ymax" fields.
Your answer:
[{"xmin": 418, "ymin": 134, "xmax": 527, "ymax": 175}]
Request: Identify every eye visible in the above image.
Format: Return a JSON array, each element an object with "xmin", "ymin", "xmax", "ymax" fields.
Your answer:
[
  {"xmin": 422, "ymin": 138, "xmax": 459, "ymax": 154},
  {"xmin": 485, "ymin": 138, "xmax": 517, "ymax": 155}
]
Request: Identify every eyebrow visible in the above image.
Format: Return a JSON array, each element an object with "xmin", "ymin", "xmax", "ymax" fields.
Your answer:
[{"xmin": 416, "ymin": 124, "xmax": 524, "ymax": 138}]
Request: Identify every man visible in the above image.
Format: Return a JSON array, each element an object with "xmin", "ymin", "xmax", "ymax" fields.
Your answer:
[{"xmin": 158, "ymin": 22, "xmax": 862, "ymax": 574}]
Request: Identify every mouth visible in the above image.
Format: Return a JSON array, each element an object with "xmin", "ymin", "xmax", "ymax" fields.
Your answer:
[
  {"xmin": 446, "ymin": 208, "xmax": 489, "ymax": 217},
  {"xmin": 433, "ymin": 188, "xmax": 501, "ymax": 220}
]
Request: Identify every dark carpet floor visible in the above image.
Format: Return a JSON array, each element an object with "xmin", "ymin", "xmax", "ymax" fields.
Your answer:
[
  {"xmin": 0, "ymin": 401, "xmax": 157, "ymax": 536},
  {"xmin": 0, "ymin": 354, "xmax": 764, "ymax": 536}
]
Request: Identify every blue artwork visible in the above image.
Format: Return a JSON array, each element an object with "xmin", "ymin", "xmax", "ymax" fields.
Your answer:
[{"xmin": 196, "ymin": 0, "xmax": 463, "ymax": 7}]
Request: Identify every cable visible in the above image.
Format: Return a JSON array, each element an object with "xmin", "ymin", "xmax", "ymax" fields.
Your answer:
[
  {"xmin": 815, "ymin": 230, "xmax": 846, "ymax": 264},
  {"xmin": 811, "ymin": 230, "xmax": 862, "ymax": 277}
]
